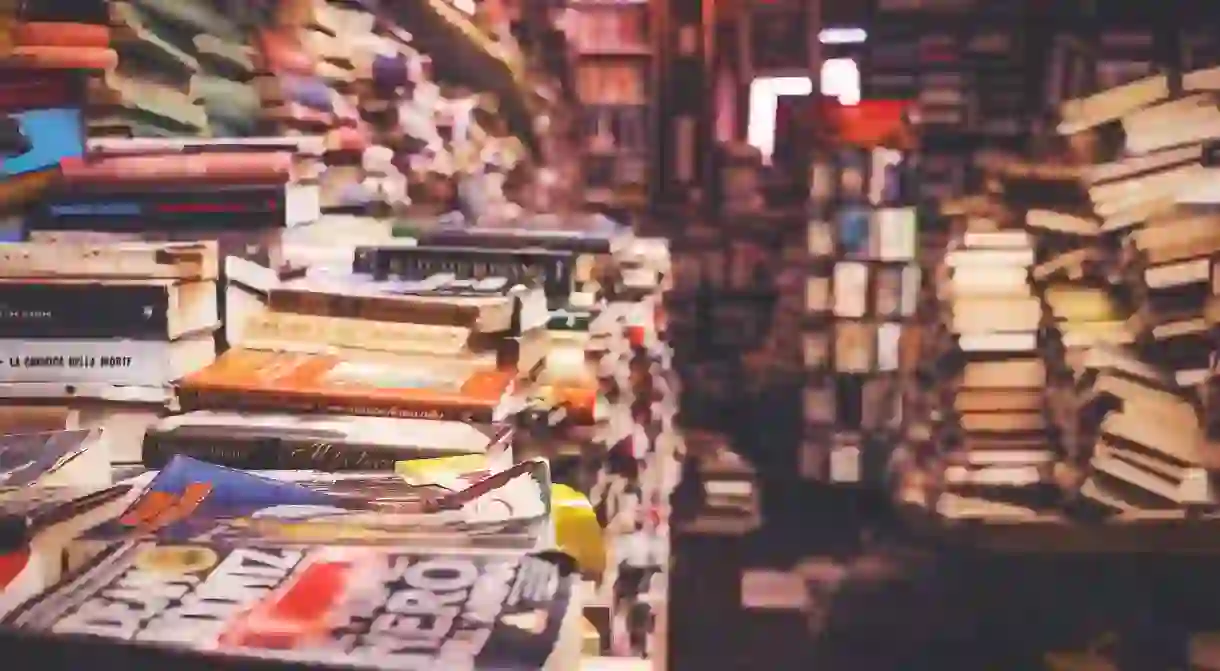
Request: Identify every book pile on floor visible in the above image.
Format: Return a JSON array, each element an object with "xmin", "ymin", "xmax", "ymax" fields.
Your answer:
[
  {"xmin": 0, "ymin": 241, "xmax": 220, "ymax": 464},
  {"xmin": 802, "ymin": 146, "xmax": 919, "ymax": 487}
]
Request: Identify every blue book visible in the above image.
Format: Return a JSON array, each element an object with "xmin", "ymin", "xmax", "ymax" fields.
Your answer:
[{"xmin": 0, "ymin": 108, "xmax": 83, "ymax": 178}]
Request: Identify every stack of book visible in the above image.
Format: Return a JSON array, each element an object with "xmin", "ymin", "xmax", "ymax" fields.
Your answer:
[
  {"xmin": 190, "ymin": 3, "xmax": 260, "ymax": 138},
  {"xmin": 0, "ymin": 426, "xmax": 595, "ymax": 669},
  {"xmin": 29, "ymin": 135, "xmax": 322, "ymax": 268},
  {"xmin": 931, "ymin": 224, "xmax": 1051, "ymax": 510},
  {"xmin": 804, "ymin": 146, "xmax": 919, "ymax": 486},
  {"xmin": 0, "ymin": 241, "xmax": 220, "ymax": 463}
]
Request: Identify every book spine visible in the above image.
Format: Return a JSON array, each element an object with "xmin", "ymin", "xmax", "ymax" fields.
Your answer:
[
  {"xmin": 239, "ymin": 311, "xmax": 472, "ymax": 355},
  {"xmin": 31, "ymin": 204, "xmax": 285, "ymax": 232},
  {"xmin": 13, "ymin": 23, "xmax": 111, "ymax": 48},
  {"xmin": 413, "ymin": 230, "xmax": 614, "ymax": 254},
  {"xmin": 3, "ymin": 46, "xmax": 118, "ymax": 70},
  {"xmin": 0, "ymin": 242, "xmax": 217, "ymax": 280},
  {"xmin": 0, "ymin": 284, "xmax": 171, "ymax": 338},
  {"xmin": 58, "ymin": 153, "xmax": 292, "ymax": 186},
  {"xmin": 0, "ymin": 339, "xmax": 181, "ymax": 385},
  {"xmin": 177, "ymin": 388, "xmax": 497, "ymax": 423},
  {"xmin": 353, "ymin": 247, "xmax": 576, "ymax": 301},
  {"xmin": 267, "ymin": 289, "xmax": 477, "ymax": 329},
  {"xmin": 142, "ymin": 434, "xmax": 420, "ymax": 471}
]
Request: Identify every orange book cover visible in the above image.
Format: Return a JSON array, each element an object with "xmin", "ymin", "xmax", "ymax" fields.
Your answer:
[
  {"xmin": 59, "ymin": 152, "xmax": 294, "ymax": 186},
  {"xmin": 177, "ymin": 349, "xmax": 518, "ymax": 422},
  {"xmin": 14, "ymin": 23, "xmax": 111, "ymax": 48}
]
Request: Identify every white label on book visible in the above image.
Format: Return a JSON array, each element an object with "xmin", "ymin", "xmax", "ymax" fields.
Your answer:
[
  {"xmin": 876, "ymin": 322, "xmax": 901, "ymax": 371},
  {"xmin": 830, "ymin": 444, "xmax": 861, "ymax": 483},
  {"xmin": 833, "ymin": 262, "xmax": 869, "ymax": 317},
  {"xmin": 810, "ymin": 163, "xmax": 834, "ymax": 201},
  {"xmin": 900, "ymin": 265, "xmax": 921, "ymax": 316},
  {"xmin": 803, "ymin": 333, "xmax": 830, "ymax": 370},
  {"xmin": 807, "ymin": 221, "xmax": 834, "ymax": 257},
  {"xmin": 875, "ymin": 207, "xmax": 917, "ymax": 260},
  {"xmin": 805, "ymin": 276, "xmax": 831, "ymax": 312},
  {"xmin": 0, "ymin": 339, "xmax": 207, "ymax": 386},
  {"xmin": 804, "ymin": 386, "xmax": 835, "ymax": 423}
]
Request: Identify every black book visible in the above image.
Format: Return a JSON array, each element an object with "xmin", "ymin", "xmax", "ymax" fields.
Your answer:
[
  {"xmin": 0, "ymin": 542, "xmax": 581, "ymax": 671},
  {"xmin": 0, "ymin": 279, "xmax": 217, "ymax": 339},
  {"xmin": 141, "ymin": 411, "xmax": 513, "ymax": 471},
  {"xmin": 411, "ymin": 226, "xmax": 621, "ymax": 254},
  {"xmin": 352, "ymin": 244, "xmax": 576, "ymax": 304},
  {"xmin": 30, "ymin": 185, "xmax": 294, "ymax": 232}
]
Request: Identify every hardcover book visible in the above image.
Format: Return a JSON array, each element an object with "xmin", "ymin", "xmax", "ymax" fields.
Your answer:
[
  {"xmin": 0, "ymin": 279, "xmax": 217, "ymax": 339},
  {"xmin": 176, "ymin": 349, "xmax": 519, "ymax": 422},
  {"xmin": 268, "ymin": 273, "xmax": 549, "ymax": 335},
  {"xmin": 142, "ymin": 411, "xmax": 514, "ymax": 471},
  {"xmin": 0, "ymin": 542, "xmax": 581, "ymax": 670}
]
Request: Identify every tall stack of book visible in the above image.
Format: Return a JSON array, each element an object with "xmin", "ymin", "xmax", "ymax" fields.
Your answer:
[
  {"xmin": 933, "ymin": 224, "xmax": 1052, "ymax": 511},
  {"xmin": 804, "ymin": 146, "xmax": 919, "ymax": 486},
  {"xmin": 28, "ymin": 135, "xmax": 322, "ymax": 269},
  {"xmin": 0, "ymin": 241, "xmax": 220, "ymax": 464}
]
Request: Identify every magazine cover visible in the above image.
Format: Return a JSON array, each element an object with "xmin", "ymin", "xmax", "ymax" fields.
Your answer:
[
  {"xmin": 2, "ymin": 542, "xmax": 580, "ymax": 670},
  {"xmin": 0, "ymin": 430, "xmax": 96, "ymax": 486},
  {"xmin": 85, "ymin": 456, "xmax": 553, "ymax": 550}
]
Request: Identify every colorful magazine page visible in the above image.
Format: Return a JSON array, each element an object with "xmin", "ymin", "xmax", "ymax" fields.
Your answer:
[
  {"xmin": 0, "ymin": 430, "xmax": 95, "ymax": 487},
  {"xmin": 1, "ymin": 108, "xmax": 84, "ymax": 177},
  {"xmin": 87, "ymin": 456, "xmax": 552, "ymax": 549},
  {"xmin": 5, "ymin": 542, "xmax": 579, "ymax": 670}
]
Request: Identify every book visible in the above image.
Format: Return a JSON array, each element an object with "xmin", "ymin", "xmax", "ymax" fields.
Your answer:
[
  {"xmin": 0, "ymin": 279, "xmax": 217, "ymax": 339},
  {"xmin": 0, "ymin": 107, "xmax": 83, "ymax": 178},
  {"xmin": 177, "ymin": 349, "xmax": 519, "ymax": 422},
  {"xmin": 142, "ymin": 411, "xmax": 514, "ymax": 471},
  {"xmin": 0, "ymin": 242, "xmax": 218, "ymax": 280},
  {"xmin": 1, "ymin": 542, "xmax": 581, "ymax": 670},
  {"xmin": 0, "ymin": 430, "xmax": 107, "ymax": 490},
  {"xmin": 235, "ymin": 311, "xmax": 551, "ymax": 371},
  {"xmin": 32, "ymin": 187, "xmax": 312, "ymax": 231},
  {"xmin": 267, "ymin": 273, "xmax": 550, "ymax": 335},
  {"xmin": 0, "ymin": 484, "xmax": 132, "ymax": 552},
  {"xmin": 410, "ymin": 225, "xmax": 626, "ymax": 255},
  {"xmin": 352, "ymin": 244, "xmax": 580, "ymax": 305},
  {"xmin": 87, "ymin": 455, "xmax": 552, "ymax": 550},
  {"xmin": 57, "ymin": 152, "xmax": 293, "ymax": 187},
  {"xmin": 0, "ymin": 336, "xmax": 216, "ymax": 386}
]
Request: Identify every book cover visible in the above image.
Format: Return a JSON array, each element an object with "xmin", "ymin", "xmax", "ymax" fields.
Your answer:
[
  {"xmin": 2, "ymin": 542, "xmax": 578, "ymax": 670},
  {"xmin": 177, "ymin": 349, "xmax": 518, "ymax": 422},
  {"xmin": 0, "ymin": 484, "xmax": 132, "ymax": 551},
  {"xmin": 0, "ymin": 430, "xmax": 97, "ymax": 487},
  {"xmin": 0, "ymin": 107, "xmax": 83, "ymax": 178},
  {"xmin": 87, "ymin": 456, "xmax": 551, "ymax": 550},
  {"xmin": 142, "ymin": 410, "xmax": 514, "ymax": 471},
  {"xmin": 0, "ymin": 279, "xmax": 217, "ymax": 339}
]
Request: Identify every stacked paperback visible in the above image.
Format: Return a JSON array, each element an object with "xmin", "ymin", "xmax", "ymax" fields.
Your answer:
[{"xmin": 0, "ymin": 241, "xmax": 220, "ymax": 462}]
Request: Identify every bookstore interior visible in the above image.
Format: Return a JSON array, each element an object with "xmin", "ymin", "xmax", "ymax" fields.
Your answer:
[{"xmin": 5, "ymin": 0, "xmax": 1220, "ymax": 669}]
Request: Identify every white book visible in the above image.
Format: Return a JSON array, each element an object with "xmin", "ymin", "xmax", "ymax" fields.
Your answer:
[
  {"xmin": 873, "ymin": 207, "xmax": 918, "ymax": 260},
  {"xmin": 0, "ymin": 336, "xmax": 215, "ymax": 386},
  {"xmin": 832, "ymin": 262, "xmax": 869, "ymax": 317},
  {"xmin": 0, "ymin": 242, "xmax": 218, "ymax": 280}
]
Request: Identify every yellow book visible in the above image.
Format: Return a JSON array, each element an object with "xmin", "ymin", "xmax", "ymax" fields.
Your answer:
[
  {"xmin": 397, "ymin": 455, "xmax": 606, "ymax": 578},
  {"xmin": 1045, "ymin": 286, "xmax": 1120, "ymax": 323}
]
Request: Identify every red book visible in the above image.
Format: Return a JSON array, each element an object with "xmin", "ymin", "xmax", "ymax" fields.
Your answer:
[
  {"xmin": 58, "ymin": 152, "xmax": 295, "ymax": 186},
  {"xmin": 0, "ymin": 46, "xmax": 118, "ymax": 71},
  {"xmin": 13, "ymin": 23, "xmax": 111, "ymax": 48}
]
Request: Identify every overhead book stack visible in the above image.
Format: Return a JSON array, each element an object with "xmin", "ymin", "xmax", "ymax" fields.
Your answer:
[
  {"xmin": 803, "ymin": 146, "xmax": 919, "ymax": 487},
  {"xmin": 0, "ymin": 241, "xmax": 219, "ymax": 464}
]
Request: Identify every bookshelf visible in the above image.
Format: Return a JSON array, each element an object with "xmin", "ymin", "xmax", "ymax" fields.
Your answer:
[{"xmin": 567, "ymin": 0, "xmax": 654, "ymax": 211}]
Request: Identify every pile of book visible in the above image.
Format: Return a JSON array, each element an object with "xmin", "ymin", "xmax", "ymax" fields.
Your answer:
[
  {"xmin": 802, "ymin": 146, "xmax": 919, "ymax": 486},
  {"xmin": 902, "ymin": 220, "xmax": 1054, "ymax": 517},
  {"xmin": 29, "ymin": 135, "xmax": 322, "ymax": 267},
  {"xmin": 0, "ymin": 241, "xmax": 220, "ymax": 464},
  {"xmin": 0, "ymin": 425, "xmax": 601, "ymax": 669}
]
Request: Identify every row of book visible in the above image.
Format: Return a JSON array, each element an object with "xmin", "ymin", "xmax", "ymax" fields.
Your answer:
[
  {"xmin": 0, "ymin": 224, "xmax": 681, "ymax": 663},
  {"xmin": 895, "ymin": 63, "xmax": 1220, "ymax": 530}
]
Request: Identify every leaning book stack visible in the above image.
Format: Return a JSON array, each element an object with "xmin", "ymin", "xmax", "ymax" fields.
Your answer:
[{"xmin": 0, "ymin": 241, "xmax": 220, "ymax": 463}]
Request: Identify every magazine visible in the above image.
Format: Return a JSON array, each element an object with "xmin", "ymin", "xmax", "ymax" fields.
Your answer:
[
  {"xmin": 85, "ymin": 456, "xmax": 553, "ymax": 550},
  {"xmin": 1, "ymin": 542, "xmax": 581, "ymax": 670}
]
